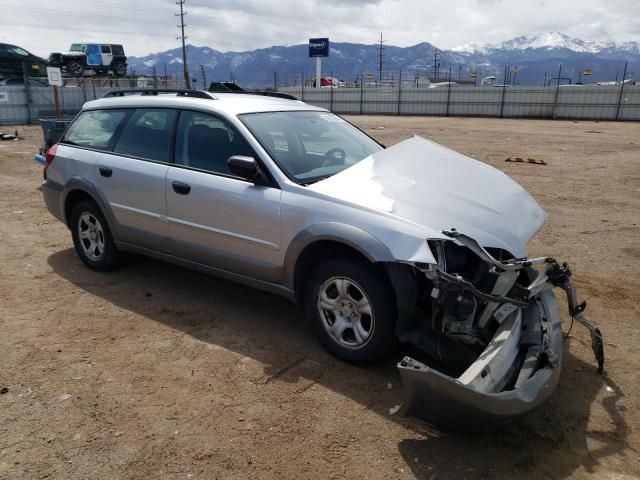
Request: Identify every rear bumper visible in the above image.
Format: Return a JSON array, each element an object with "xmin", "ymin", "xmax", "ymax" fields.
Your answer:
[
  {"xmin": 395, "ymin": 289, "xmax": 563, "ymax": 431},
  {"xmin": 42, "ymin": 179, "xmax": 65, "ymax": 223}
]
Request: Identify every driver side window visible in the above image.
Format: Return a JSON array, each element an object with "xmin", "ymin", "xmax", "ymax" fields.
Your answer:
[{"xmin": 175, "ymin": 111, "xmax": 254, "ymax": 175}]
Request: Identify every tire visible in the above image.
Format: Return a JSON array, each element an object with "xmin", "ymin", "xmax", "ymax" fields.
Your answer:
[
  {"xmin": 113, "ymin": 62, "xmax": 126, "ymax": 76},
  {"xmin": 67, "ymin": 61, "xmax": 83, "ymax": 77},
  {"xmin": 70, "ymin": 199, "xmax": 121, "ymax": 271},
  {"xmin": 305, "ymin": 258, "xmax": 397, "ymax": 365}
]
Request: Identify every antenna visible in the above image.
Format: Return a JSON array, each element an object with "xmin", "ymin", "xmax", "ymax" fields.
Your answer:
[
  {"xmin": 377, "ymin": 33, "xmax": 385, "ymax": 84},
  {"xmin": 176, "ymin": 0, "xmax": 191, "ymax": 89}
]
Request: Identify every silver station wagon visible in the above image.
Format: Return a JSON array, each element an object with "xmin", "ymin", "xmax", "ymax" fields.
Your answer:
[{"xmin": 40, "ymin": 88, "xmax": 604, "ymax": 431}]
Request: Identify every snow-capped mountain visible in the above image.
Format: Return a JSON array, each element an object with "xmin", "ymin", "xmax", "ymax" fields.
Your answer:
[
  {"xmin": 454, "ymin": 32, "xmax": 638, "ymax": 55},
  {"xmin": 127, "ymin": 32, "xmax": 639, "ymax": 87}
]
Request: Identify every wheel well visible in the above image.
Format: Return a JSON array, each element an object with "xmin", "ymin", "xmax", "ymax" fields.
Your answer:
[
  {"xmin": 293, "ymin": 240, "xmax": 382, "ymax": 301},
  {"xmin": 64, "ymin": 190, "xmax": 93, "ymax": 227}
]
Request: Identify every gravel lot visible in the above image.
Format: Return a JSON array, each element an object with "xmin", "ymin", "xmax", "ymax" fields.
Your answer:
[{"xmin": 1, "ymin": 117, "xmax": 638, "ymax": 479}]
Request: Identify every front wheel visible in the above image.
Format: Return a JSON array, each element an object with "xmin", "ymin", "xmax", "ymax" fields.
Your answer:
[
  {"xmin": 305, "ymin": 258, "xmax": 397, "ymax": 365},
  {"xmin": 67, "ymin": 61, "xmax": 83, "ymax": 77}
]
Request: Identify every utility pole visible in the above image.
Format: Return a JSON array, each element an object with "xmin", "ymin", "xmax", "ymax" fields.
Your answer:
[
  {"xmin": 377, "ymin": 33, "xmax": 385, "ymax": 84},
  {"xmin": 615, "ymin": 61, "xmax": 628, "ymax": 120},
  {"xmin": 199, "ymin": 64, "xmax": 206, "ymax": 90},
  {"xmin": 433, "ymin": 48, "xmax": 440, "ymax": 79},
  {"xmin": 176, "ymin": 0, "xmax": 190, "ymax": 89}
]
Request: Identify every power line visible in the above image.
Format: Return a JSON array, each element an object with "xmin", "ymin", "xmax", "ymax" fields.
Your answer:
[
  {"xmin": 1, "ymin": 20, "xmax": 173, "ymax": 38},
  {"xmin": 2, "ymin": 4, "xmax": 172, "ymax": 18},
  {"xmin": 176, "ymin": 0, "xmax": 191, "ymax": 88}
]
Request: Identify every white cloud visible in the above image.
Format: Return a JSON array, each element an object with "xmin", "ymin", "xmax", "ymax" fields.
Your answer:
[{"xmin": 0, "ymin": 0, "xmax": 638, "ymax": 57}]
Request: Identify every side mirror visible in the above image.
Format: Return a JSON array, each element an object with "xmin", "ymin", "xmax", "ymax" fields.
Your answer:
[{"xmin": 228, "ymin": 155, "xmax": 258, "ymax": 180}]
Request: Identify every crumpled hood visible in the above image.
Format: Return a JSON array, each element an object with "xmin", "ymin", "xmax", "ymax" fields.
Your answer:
[{"xmin": 310, "ymin": 135, "xmax": 547, "ymax": 258}]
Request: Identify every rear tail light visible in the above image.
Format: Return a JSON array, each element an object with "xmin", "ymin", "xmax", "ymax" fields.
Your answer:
[{"xmin": 45, "ymin": 144, "xmax": 58, "ymax": 169}]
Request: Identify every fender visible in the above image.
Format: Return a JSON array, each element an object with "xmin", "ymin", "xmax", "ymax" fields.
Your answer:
[
  {"xmin": 62, "ymin": 177, "xmax": 121, "ymax": 243},
  {"xmin": 282, "ymin": 222, "xmax": 395, "ymax": 291}
]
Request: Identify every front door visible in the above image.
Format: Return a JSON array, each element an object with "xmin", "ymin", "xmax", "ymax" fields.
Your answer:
[
  {"xmin": 100, "ymin": 45, "xmax": 113, "ymax": 67},
  {"xmin": 165, "ymin": 110, "xmax": 282, "ymax": 282},
  {"xmin": 86, "ymin": 44, "xmax": 101, "ymax": 66}
]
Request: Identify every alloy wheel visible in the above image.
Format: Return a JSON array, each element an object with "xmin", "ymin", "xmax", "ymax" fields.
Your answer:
[{"xmin": 317, "ymin": 276, "xmax": 375, "ymax": 350}]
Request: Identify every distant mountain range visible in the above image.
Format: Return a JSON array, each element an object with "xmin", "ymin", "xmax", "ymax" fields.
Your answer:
[{"xmin": 128, "ymin": 32, "xmax": 639, "ymax": 87}]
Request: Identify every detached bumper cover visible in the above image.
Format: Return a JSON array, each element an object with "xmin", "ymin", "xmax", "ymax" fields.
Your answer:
[{"xmin": 395, "ymin": 289, "xmax": 563, "ymax": 431}]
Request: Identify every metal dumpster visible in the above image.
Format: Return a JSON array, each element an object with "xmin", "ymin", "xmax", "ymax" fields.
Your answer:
[{"xmin": 39, "ymin": 117, "xmax": 73, "ymax": 149}]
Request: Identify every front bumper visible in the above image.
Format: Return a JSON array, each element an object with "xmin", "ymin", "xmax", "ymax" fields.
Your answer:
[
  {"xmin": 395, "ymin": 289, "xmax": 562, "ymax": 432},
  {"xmin": 393, "ymin": 230, "xmax": 604, "ymax": 431}
]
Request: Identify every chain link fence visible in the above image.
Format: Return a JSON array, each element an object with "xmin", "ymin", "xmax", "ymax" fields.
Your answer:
[
  {"xmin": 1, "ymin": 74, "xmax": 638, "ymax": 124},
  {"xmin": 279, "ymin": 83, "xmax": 640, "ymax": 120},
  {"xmin": 0, "ymin": 77, "xmax": 192, "ymax": 125}
]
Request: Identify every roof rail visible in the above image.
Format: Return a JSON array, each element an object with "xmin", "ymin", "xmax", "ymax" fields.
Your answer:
[
  {"xmin": 211, "ymin": 90, "xmax": 299, "ymax": 101},
  {"xmin": 244, "ymin": 91, "xmax": 299, "ymax": 100},
  {"xmin": 102, "ymin": 88, "xmax": 214, "ymax": 99}
]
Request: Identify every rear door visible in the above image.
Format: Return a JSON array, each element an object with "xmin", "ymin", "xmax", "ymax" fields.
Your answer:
[
  {"xmin": 94, "ymin": 108, "xmax": 178, "ymax": 252},
  {"xmin": 165, "ymin": 110, "xmax": 282, "ymax": 282}
]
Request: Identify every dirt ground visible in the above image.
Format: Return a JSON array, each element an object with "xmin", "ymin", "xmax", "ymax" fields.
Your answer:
[{"xmin": 0, "ymin": 116, "xmax": 639, "ymax": 480}]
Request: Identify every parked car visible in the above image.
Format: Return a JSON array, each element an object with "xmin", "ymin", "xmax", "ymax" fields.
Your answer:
[
  {"xmin": 48, "ymin": 43, "xmax": 127, "ymax": 77},
  {"xmin": 0, "ymin": 43, "xmax": 47, "ymax": 77},
  {"xmin": 480, "ymin": 76, "xmax": 496, "ymax": 86},
  {"xmin": 429, "ymin": 81, "xmax": 458, "ymax": 88},
  {"xmin": 39, "ymin": 89, "xmax": 604, "ymax": 431}
]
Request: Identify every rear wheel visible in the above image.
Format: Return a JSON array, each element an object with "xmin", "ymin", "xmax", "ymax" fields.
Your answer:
[
  {"xmin": 71, "ymin": 199, "xmax": 120, "ymax": 271},
  {"xmin": 113, "ymin": 62, "xmax": 126, "ymax": 76},
  {"xmin": 305, "ymin": 258, "xmax": 397, "ymax": 365}
]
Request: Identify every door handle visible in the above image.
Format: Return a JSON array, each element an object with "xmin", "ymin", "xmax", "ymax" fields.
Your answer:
[
  {"xmin": 172, "ymin": 181, "xmax": 191, "ymax": 195},
  {"xmin": 99, "ymin": 166, "xmax": 112, "ymax": 178}
]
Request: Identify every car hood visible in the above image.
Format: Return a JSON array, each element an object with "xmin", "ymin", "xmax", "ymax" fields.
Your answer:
[{"xmin": 309, "ymin": 135, "xmax": 547, "ymax": 258}]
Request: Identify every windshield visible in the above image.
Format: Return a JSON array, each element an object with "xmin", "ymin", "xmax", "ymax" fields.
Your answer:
[
  {"xmin": 240, "ymin": 111, "xmax": 382, "ymax": 184},
  {"xmin": 70, "ymin": 44, "xmax": 86, "ymax": 52}
]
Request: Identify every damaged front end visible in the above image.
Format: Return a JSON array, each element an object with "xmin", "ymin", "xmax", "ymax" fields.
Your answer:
[{"xmin": 394, "ymin": 229, "xmax": 604, "ymax": 431}]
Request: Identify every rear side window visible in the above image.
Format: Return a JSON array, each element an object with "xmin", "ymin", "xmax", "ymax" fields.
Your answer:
[
  {"xmin": 63, "ymin": 109, "xmax": 127, "ymax": 150},
  {"xmin": 101, "ymin": 45, "xmax": 111, "ymax": 54},
  {"xmin": 111, "ymin": 45, "xmax": 124, "ymax": 56},
  {"xmin": 113, "ymin": 109, "xmax": 177, "ymax": 162}
]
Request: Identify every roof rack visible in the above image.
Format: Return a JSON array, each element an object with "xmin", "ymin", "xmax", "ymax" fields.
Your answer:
[
  {"xmin": 101, "ymin": 87, "xmax": 298, "ymax": 102},
  {"xmin": 102, "ymin": 88, "xmax": 214, "ymax": 99}
]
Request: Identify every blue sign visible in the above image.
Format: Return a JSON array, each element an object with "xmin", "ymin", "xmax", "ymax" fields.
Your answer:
[{"xmin": 309, "ymin": 38, "xmax": 329, "ymax": 58}]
